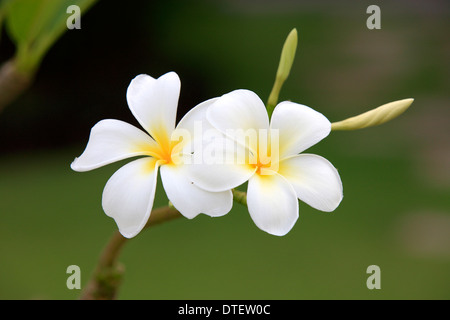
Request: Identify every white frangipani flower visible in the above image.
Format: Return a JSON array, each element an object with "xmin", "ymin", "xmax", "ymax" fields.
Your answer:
[
  {"xmin": 189, "ymin": 89, "xmax": 343, "ymax": 236},
  {"xmin": 71, "ymin": 72, "xmax": 232, "ymax": 238}
]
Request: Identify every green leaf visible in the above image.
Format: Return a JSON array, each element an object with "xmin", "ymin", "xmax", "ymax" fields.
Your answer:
[
  {"xmin": 4, "ymin": 0, "xmax": 97, "ymax": 72},
  {"xmin": 0, "ymin": 0, "xmax": 14, "ymax": 41},
  {"xmin": 6, "ymin": 0, "xmax": 45, "ymax": 45}
]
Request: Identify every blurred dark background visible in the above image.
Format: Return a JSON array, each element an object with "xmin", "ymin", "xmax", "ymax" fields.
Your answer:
[{"xmin": 0, "ymin": 0, "xmax": 449, "ymax": 299}]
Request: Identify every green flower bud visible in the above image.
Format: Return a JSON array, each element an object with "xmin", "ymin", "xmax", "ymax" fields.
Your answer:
[
  {"xmin": 331, "ymin": 98, "xmax": 414, "ymax": 131},
  {"xmin": 267, "ymin": 28, "xmax": 298, "ymax": 116}
]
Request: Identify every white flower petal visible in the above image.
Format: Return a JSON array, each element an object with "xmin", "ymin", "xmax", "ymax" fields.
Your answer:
[
  {"xmin": 126, "ymin": 72, "xmax": 180, "ymax": 143},
  {"xmin": 102, "ymin": 157, "xmax": 159, "ymax": 238},
  {"xmin": 187, "ymin": 134, "xmax": 256, "ymax": 192},
  {"xmin": 247, "ymin": 173, "xmax": 299, "ymax": 236},
  {"xmin": 71, "ymin": 119, "xmax": 158, "ymax": 172},
  {"xmin": 173, "ymin": 96, "xmax": 256, "ymax": 192},
  {"xmin": 189, "ymin": 161, "xmax": 256, "ymax": 192},
  {"xmin": 207, "ymin": 89, "xmax": 269, "ymax": 153},
  {"xmin": 270, "ymin": 101, "xmax": 331, "ymax": 159},
  {"xmin": 171, "ymin": 98, "xmax": 219, "ymax": 156},
  {"xmin": 279, "ymin": 154, "xmax": 343, "ymax": 212},
  {"xmin": 160, "ymin": 164, "xmax": 233, "ymax": 219},
  {"xmin": 176, "ymin": 97, "xmax": 219, "ymax": 135}
]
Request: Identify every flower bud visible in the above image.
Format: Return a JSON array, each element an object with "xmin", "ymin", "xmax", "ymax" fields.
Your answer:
[
  {"xmin": 276, "ymin": 28, "xmax": 298, "ymax": 83},
  {"xmin": 267, "ymin": 28, "xmax": 298, "ymax": 115},
  {"xmin": 331, "ymin": 98, "xmax": 414, "ymax": 131}
]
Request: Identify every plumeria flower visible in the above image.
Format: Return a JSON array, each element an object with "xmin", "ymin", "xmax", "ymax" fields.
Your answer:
[
  {"xmin": 71, "ymin": 72, "xmax": 232, "ymax": 238},
  {"xmin": 189, "ymin": 89, "xmax": 343, "ymax": 236}
]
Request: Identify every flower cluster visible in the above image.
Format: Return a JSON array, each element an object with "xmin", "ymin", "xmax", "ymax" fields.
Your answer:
[{"xmin": 71, "ymin": 71, "xmax": 343, "ymax": 237}]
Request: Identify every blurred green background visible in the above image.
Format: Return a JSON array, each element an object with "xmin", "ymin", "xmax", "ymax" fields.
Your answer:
[{"xmin": 0, "ymin": 0, "xmax": 449, "ymax": 299}]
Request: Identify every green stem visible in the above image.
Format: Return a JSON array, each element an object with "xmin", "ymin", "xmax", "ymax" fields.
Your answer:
[
  {"xmin": 266, "ymin": 75, "xmax": 284, "ymax": 115},
  {"xmin": 232, "ymin": 189, "xmax": 247, "ymax": 206},
  {"xmin": 80, "ymin": 190, "xmax": 249, "ymax": 300},
  {"xmin": 79, "ymin": 206, "xmax": 182, "ymax": 300},
  {"xmin": 0, "ymin": 59, "xmax": 33, "ymax": 113}
]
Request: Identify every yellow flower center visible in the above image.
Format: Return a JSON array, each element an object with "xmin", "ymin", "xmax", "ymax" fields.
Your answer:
[
  {"xmin": 251, "ymin": 157, "xmax": 273, "ymax": 176},
  {"xmin": 249, "ymin": 142, "xmax": 278, "ymax": 176},
  {"xmin": 138, "ymin": 126, "xmax": 184, "ymax": 166}
]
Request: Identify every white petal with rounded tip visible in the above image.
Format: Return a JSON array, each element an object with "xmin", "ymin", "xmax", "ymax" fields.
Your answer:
[
  {"xmin": 247, "ymin": 173, "xmax": 299, "ymax": 236},
  {"xmin": 270, "ymin": 101, "xmax": 331, "ymax": 159},
  {"xmin": 126, "ymin": 72, "xmax": 180, "ymax": 142},
  {"xmin": 176, "ymin": 98, "xmax": 219, "ymax": 135},
  {"xmin": 207, "ymin": 89, "xmax": 269, "ymax": 153},
  {"xmin": 160, "ymin": 164, "xmax": 233, "ymax": 219},
  {"xmin": 279, "ymin": 154, "xmax": 343, "ymax": 212},
  {"xmin": 102, "ymin": 157, "xmax": 159, "ymax": 238},
  {"xmin": 71, "ymin": 119, "xmax": 158, "ymax": 172}
]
